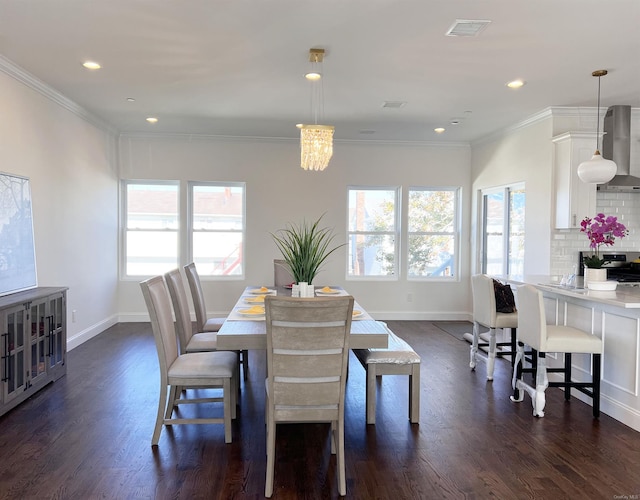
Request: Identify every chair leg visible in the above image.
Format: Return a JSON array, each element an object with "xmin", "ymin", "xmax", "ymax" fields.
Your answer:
[
  {"xmin": 330, "ymin": 420, "xmax": 337, "ymax": 454},
  {"xmin": 487, "ymin": 327, "xmax": 497, "ymax": 380},
  {"xmin": 223, "ymin": 378, "xmax": 232, "ymax": 444},
  {"xmin": 510, "ymin": 328, "xmax": 517, "ymax": 367},
  {"xmin": 409, "ymin": 363, "xmax": 420, "ymax": 423},
  {"xmin": 592, "ymin": 353, "xmax": 601, "ymax": 418},
  {"xmin": 533, "ymin": 353, "xmax": 549, "ymax": 417},
  {"xmin": 265, "ymin": 407, "xmax": 276, "ymax": 497},
  {"xmin": 165, "ymin": 385, "xmax": 179, "ymax": 420},
  {"xmin": 365, "ymin": 364, "xmax": 377, "ymax": 424},
  {"xmin": 242, "ymin": 350, "xmax": 249, "ymax": 380},
  {"xmin": 337, "ymin": 416, "xmax": 346, "ymax": 496},
  {"xmin": 231, "ymin": 369, "xmax": 238, "ymax": 420},
  {"xmin": 564, "ymin": 352, "xmax": 572, "ymax": 401},
  {"xmin": 152, "ymin": 385, "xmax": 168, "ymax": 446},
  {"xmin": 510, "ymin": 342, "xmax": 525, "ymax": 402},
  {"xmin": 469, "ymin": 321, "xmax": 480, "ymax": 370}
]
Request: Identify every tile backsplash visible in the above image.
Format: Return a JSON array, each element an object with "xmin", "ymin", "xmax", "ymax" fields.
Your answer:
[{"xmin": 551, "ymin": 191, "xmax": 640, "ymax": 276}]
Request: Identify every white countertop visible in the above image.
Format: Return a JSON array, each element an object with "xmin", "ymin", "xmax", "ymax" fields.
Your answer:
[{"xmin": 497, "ymin": 274, "xmax": 640, "ymax": 309}]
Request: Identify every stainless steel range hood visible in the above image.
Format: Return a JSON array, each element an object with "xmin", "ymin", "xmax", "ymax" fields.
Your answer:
[{"xmin": 599, "ymin": 105, "xmax": 640, "ymax": 192}]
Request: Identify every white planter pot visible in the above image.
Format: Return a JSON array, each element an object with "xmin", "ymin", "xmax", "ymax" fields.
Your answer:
[{"xmin": 584, "ymin": 267, "xmax": 607, "ymax": 286}]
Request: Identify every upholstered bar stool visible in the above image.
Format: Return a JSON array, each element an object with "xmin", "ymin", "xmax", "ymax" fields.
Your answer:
[
  {"xmin": 469, "ymin": 274, "xmax": 518, "ymax": 380},
  {"xmin": 510, "ymin": 284, "xmax": 602, "ymax": 418}
]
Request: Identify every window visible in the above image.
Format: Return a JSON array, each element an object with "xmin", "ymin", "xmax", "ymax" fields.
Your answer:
[
  {"xmin": 123, "ymin": 181, "xmax": 179, "ymax": 276},
  {"xmin": 407, "ymin": 188, "xmax": 459, "ymax": 279},
  {"xmin": 481, "ymin": 184, "xmax": 525, "ymax": 275},
  {"xmin": 189, "ymin": 182, "xmax": 245, "ymax": 277},
  {"xmin": 347, "ymin": 187, "xmax": 399, "ymax": 278}
]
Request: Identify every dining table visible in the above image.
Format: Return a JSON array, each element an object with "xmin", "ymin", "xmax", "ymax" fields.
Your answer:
[{"xmin": 216, "ymin": 286, "xmax": 389, "ymax": 351}]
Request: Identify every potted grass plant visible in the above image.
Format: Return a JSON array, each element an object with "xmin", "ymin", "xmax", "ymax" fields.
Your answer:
[{"xmin": 271, "ymin": 214, "xmax": 345, "ymax": 284}]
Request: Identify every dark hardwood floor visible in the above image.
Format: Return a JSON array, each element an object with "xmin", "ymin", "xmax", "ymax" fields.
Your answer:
[{"xmin": 0, "ymin": 321, "xmax": 638, "ymax": 499}]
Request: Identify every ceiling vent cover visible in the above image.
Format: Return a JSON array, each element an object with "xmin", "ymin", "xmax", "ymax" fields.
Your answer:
[{"xmin": 446, "ymin": 19, "xmax": 492, "ymax": 37}]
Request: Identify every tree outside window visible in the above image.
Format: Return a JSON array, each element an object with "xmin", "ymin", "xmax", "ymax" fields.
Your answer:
[{"xmin": 407, "ymin": 188, "xmax": 458, "ymax": 279}]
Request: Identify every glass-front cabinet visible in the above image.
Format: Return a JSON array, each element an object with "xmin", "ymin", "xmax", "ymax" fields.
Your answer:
[
  {"xmin": 1, "ymin": 304, "xmax": 27, "ymax": 404},
  {"xmin": 0, "ymin": 287, "xmax": 67, "ymax": 416}
]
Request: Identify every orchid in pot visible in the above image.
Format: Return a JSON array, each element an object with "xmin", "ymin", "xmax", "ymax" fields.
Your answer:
[{"xmin": 580, "ymin": 213, "xmax": 628, "ymax": 269}]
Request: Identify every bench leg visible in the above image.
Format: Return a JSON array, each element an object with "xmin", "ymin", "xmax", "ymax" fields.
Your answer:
[
  {"xmin": 409, "ymin": 363, "xmax": 420, "ymax": 424},
  {"xmin": 366, "ymin": 365, "xmax": 377, "ymax": 424}
]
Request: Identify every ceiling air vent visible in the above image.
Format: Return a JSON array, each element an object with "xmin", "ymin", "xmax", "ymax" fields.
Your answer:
[
  {"xmin": 445, "ymin": 19, "xmax": 492, "ymax": 37},
  {"xmin": 382, "ymin": 101, "xmax": 406, "ymax": 109}
]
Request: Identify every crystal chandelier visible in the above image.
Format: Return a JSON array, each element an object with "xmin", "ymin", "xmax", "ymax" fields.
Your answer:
[{"xmin": 299, "ymin": 48, "xmax": 334, "ymax": 171}]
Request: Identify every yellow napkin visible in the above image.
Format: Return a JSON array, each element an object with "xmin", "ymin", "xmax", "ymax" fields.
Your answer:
[{"xmin": 242, "ymin": 305, "xmax": 265, "ymax": 314}]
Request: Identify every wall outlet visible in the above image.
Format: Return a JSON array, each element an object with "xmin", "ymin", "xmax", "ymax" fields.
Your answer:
[{"xmin": 407, "ymin": 293, "xmax": 413, "ymax": 303}]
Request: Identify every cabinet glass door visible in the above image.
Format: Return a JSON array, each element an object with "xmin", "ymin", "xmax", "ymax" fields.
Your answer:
[
  {"xmin": 2, "ymin": 307, "xmax": 26, "ymax": 401},
  {"xmin": 30, "ymin": 300, "xmax": 48, "ymax": 381},
  {"xmin": 48, "ymin": 294, "xmax": 65, "ymax": 369}
]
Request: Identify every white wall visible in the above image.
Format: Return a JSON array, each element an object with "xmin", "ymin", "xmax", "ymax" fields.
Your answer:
[
  {"xmin": 118, "ymin": 135, "xmax": 472, "ymax": 321},
  {"xmin": 471, "ymin": 114, "xmax": 554, "ymax": 275},
  {"xmin": 0, "ymin": 68, "xmax": 119, "ymax": 349}
]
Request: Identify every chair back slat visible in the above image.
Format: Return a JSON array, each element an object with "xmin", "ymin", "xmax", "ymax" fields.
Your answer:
[
  {"xmin": 165, "ymin": 269, "xmax": 194, "ymax": 353},
  {"xmin": 184, "ymin": 262, "xmax": 208, "ymax": 332},
  {"xmin": 140, "ymin": 276, "xmax": 178, "ymax": 378},
  {"xmin": 265, "ymin": 296, "xmax": 353, "ymax": 414}
]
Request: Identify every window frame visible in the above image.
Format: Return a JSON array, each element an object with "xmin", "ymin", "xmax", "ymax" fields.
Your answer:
[
  {"xmin": 120, "ymin": 179, "xmax": 180, "ymax": 280},
  {"xmin": 406, "ymin": 186, "xmax": 460, "ymax": 281},
  {"xmin": 346, "ymin": 186, "xmax": 401, "ymax": 281},
  {"xmin": 480, "ymin": 183, "xmax": 525, "ymax": 276},
  {"xmin": 187, "ymin": 181, "xmax": 246, "ymax": 280}
]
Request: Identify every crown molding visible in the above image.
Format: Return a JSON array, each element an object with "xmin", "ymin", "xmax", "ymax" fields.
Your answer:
[{"xmin": 0, "ymin": 55, "xmax": 117, "ymax": 136}]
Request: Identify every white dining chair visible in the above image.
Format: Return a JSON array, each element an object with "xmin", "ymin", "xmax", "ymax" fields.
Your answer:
[
  {"xmin": 140, "ymin": 275, "xmax": 238, "ymax": 445},
  {"xmin": 184, "ymin": 262, "xmax": 248, "ymax": 380},
  {"xmin": 264, "ymin": 295, "xmax": 354, "ymax": 497}
]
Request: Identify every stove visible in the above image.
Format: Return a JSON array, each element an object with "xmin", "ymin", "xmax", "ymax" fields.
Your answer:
[{"xmin": 579, "ymin": 252, "xmax": 640, "ymax": 284}]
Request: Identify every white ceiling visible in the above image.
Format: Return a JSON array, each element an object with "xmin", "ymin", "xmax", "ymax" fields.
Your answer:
[{"xmin": 1, "ymin": 0, "xmax": 639, "ymax": 143}]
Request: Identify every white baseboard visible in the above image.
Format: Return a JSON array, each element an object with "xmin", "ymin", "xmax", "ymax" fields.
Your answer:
[{"xmin": 67, "ymin": 315, "xmax": 119, "ymax": 351}]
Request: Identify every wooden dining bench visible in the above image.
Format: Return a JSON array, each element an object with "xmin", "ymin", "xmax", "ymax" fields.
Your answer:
[{"xmin": 353, "ymin": 323, "xmax": 421, "ymax": 424}]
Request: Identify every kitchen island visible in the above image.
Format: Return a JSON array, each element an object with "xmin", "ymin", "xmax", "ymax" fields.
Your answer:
[{"xmin": 500, "ymin": 275, "xmax": 640, "ymax": 432}]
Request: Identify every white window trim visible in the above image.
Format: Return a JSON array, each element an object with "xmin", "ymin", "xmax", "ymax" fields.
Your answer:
[
  {"xmin": 346, "ymin": 186, "xmax": 401, "ymax": 281},
  {"xmin": 479, "ymin": 182, "xmax": 525, "ymax": 276},
  {"xmin": 406, "ymin": 186, "xmax": 461, "ymax": 282},
  {"xmin": 187, "ymin": 181, "xmax": 246, "ymax": 280},
  {"xmin": 120, "ymin": 179, "xmax": 180, "ymax": 280}
]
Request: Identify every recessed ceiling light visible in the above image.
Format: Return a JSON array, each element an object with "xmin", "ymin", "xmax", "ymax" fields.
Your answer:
[
  {"xmin": 126, "ymin": 97, "xmax": 136, "ymax": 102},
  {"xmin": 506, "ymin": 79, "xmax": 526, "ymax": 89},
  {"xmin": 434, "ymin": 127, "xmax": 446, "ymax": 134},
  {"xmin": 450, "ymin": 119, "xmax": 460, "ymax": 125},
  {"xmin": 146, "ymin": 117, "xmax": 158, "ymax": 124},
  {"xmin": 82, "ymin": 61, "xmax": 101, "ymax": 70}
]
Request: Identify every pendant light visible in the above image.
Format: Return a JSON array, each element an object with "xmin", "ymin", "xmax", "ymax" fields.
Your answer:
[
  {"xmin": 298, "ymin": 48, "xmax": 334, "ymax": 172},
  {"xmin": 577, "ymin": 70, "xmax": 617, "ymax": 184}
]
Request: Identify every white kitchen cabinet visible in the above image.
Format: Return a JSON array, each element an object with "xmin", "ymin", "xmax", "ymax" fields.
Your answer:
[{"xmin": 553, "ymin": 132, "xmax": 598, "ymax": 229}]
